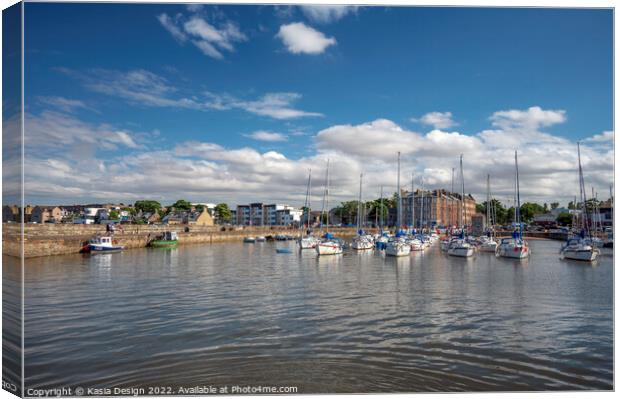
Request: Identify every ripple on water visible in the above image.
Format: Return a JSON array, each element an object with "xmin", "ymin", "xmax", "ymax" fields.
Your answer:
[{"xmin": 13, "ymin": 239, "xmax": 613, "ymax": 392}]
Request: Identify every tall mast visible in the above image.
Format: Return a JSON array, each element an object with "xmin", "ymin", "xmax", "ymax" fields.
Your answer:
[
  {"xmin": 326, "ymin": 159, "xmax": 330, "ymax": 229},
  {"xmin": 319, "ymin": 159, "xmax": 329, "ymax": 232},
  {"xmin": 592, "ymin": 186, "xmax": 596, "ymax": 234},
  {"xmin": 411, "ymin": 172, "xmax": 415, "ymax": 229},
  {"xmin": 577, "ymin": 142, "xmax": 588, "ymax": 236},
  {"xmin": 421, "ymin": 176, "xmax": 425, "ymax": 228},
  {"xmin": 486, "ymin": 174, "xmax": 491, "ymax": 230},
  {"xmin": 515, "ymin": 150, "xmax": 522, "ymax": 238},
  {"xmin": 459, "ymin": 155, "xmax": 464, "ymax": 228},
  {"xmin": 357, "ymin": 173, "xmax": 363, "ymax": 231},
  {"xmin": 301, "ymin": 168, "xmax": 312, "ymax": 233},
  {"xmin": 451, "ymin": 166, "xmax": 455, "ymax": 227},
  {"xmin": 396, "ymin": 151, "xmax": 401, "ymax": 229},
  {"xmin": 379, "ymin": 185, "xmax": 384, "ymax": 231}
]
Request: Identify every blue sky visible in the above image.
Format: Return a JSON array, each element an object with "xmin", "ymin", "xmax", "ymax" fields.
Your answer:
[{"xmin": 19, "ymin": 3, "xmax": 614, "ymax": 206}]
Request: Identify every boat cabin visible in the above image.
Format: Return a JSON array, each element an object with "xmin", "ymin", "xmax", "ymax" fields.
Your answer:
[
  {"xmin": 90, "ymin": 236, "xmax": 113, "ymax": 246},
  {"xmin": 162, "ymin": 231, "xmax": 178, "ymax": 241}
]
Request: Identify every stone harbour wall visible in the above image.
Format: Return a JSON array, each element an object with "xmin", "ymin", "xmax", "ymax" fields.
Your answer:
[{"xmin": 1, "ymin": 223, "xmax": 366, "ymax": 258}]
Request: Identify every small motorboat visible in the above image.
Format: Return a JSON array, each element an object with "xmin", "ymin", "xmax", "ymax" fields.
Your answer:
[
  {"xmin": 243, "ymin": 237, "xmax": 256, "ymax": 243},
  {"xmin": 276, "ymin": 247, "xmax": 292, "ymax": 254},
  {"xmin": 256, "ymin": 236, "xmax": 266, "ymax": 242},
  {"xmin": 84, "ymin": 235, "xmax": 124, "ymax": 254},
  {"xmin": 149, "ymin": 231, "xmax": 178, "ymax": 248}
]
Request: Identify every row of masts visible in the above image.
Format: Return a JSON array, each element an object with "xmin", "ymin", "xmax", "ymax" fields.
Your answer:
[
  {"xmin": 308, "ymin": 145, "xmax": 602, "ymax": 233},
  {"xmin": 310, "ymin": 152, "xmax": 479, "ymax": 232}
]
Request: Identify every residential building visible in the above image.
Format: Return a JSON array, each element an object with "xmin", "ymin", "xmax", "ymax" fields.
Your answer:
[
  {"xmin": 532, "ymin": 213, "xmax": 557, "ymax": 227},
  {"xmin": 162, "ymin": 210, "xmax": 214, "ymax": 226},
  {"xmin": 249, "ymin": 203, "xmax": 264, "ymax": 226},
  {"xmin": 24, "ymin": 205, "xmax": 33, "ymax": 223},
  {"xmin": 264, "ymin": 204, "xmax": 287, "ymax": 225},
  {"xmin": 276, "ymin": 207, "xmax": 303, "ymax": 226},
  {"xmin": 597, "ymin": 199, "xmax": 613, "ymax": 227},
  {"xmin": 237, "ymin": 203, "xmax": 303, "ymax": 226},
  {"xmin": 236, "ymin": 203, "xmax": 265, "ymax": 226},
  {"xmin": 187, "ymin": 210, "xmax": 214, "ymax": 226},
  {"xmin": 2, "ymin": 205, "xmax": 19, "ymax": 222},
  {"xmin": 73, "ymin": 207, "xmax": 107, "ymax": 224},
  {"xmin": 401, "ymin": 189, "xmax": 476, "ymax": 228},
  {"xmin": 471, "ymin": 213, "xmax": 486, "ymax": 235},
  {"xmin": 30, "ymin": 206, "xmax": 63, "ymax": 224},
  {"xmin": 236, "ymin": 205, "xmax": 251, "ymax": 225}
]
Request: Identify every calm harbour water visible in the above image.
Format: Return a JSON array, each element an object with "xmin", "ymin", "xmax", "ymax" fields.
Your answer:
[{"xmin": 6, "ymin": 239, "xmax": 614, "ymax": 393}]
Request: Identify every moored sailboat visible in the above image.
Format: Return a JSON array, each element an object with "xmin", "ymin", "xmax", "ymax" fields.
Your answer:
[
  {"xmin": 560, "ymin": 143, "xmax": 599, "ymax": 262},
  {"xmin": 479, "ymin": 174, "xmax": 498, "ymax": 252},
  {"xmin": 298, "ymin": 169, "xmax": 319, "ymax": 249},
  {"xmin": 448, "ymin": 154, "xmax": 474, "ymax": 258},
  {"xmin": 497, "ymin": 151, "xmax": 529, "ymax": 259},
  {"xmin": 316, "ymin": 160, "xmax": 344, "ymax": 256},
  {"xmin": 352, "ymin": 173, "xmax": 374, "ymax": 250}
]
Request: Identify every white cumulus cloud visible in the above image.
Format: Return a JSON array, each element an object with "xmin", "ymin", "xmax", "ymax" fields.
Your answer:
[
  {"xmin": 584, "ymin": 130, "xmax": 613, "ymax": 142},
  {"xmin": 415, "ymin": 111, "xmax": 457, "ymax": 129},
  {"xmin": 245, "ymin": 131, "xmax": 288, "ymax": 142},
  {"xmin": 490, "ymin": 106, "xmax": 566, "ymax": 130},
  {"xmin": 299, "ymin": 5, "xmax": 358, "ymax": 24},
  {"xmin": 276, "ymin": 22, "xmax": 336, "ymax": 55}
]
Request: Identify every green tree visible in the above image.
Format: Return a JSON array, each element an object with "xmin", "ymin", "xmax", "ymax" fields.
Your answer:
[
  {"xmin": 556, "ymin": 212, "xmax": 572, "ymax": 225},
  {"xmin": 519, "ymin": 202, "xmax": 545, "ymax": 223},
  {"xmin": 332, "ymin": 201, "xmax": 361, "ymax": 226},
  {"xmin": 122, "ymin": 207, "xmax": 137, "ymax": 216},
  {"xmin": 171, "ymin": 199, "xmax": 192, "ymax": 211},
  {"xmin": 134, "ymin": 200, "xmax": 162, "ymax": 214},
  {"xmin": 108, "ymin": 210, "xmax": 120, "ymax": 220},
  {"xmin": 550, "ymin": 202, "xmax": 560, "ymax": 210},
  {"xmin": 214, "ymin": 203, "xmax": 232, "ymax": 223},
  {"xmin": 543, "ymin": 203, "xmax": 549, "ymax": 212},
  {"xmin": 367, "ymin": 199, "xmax": 390, "ymax": 226},
  {"xmin": 477, "ymin": 199, "xmax": 509, "ymax": 224}
]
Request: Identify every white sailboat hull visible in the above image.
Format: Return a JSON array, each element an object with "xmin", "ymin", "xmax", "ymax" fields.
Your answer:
[
  {"xmin": 562, "ymin": 248, "xmax": 598, "ymax": 261},
  {"xmin": 479, "ymin": 241, "xmax": 498, "ymax": 252},
  {"xmin": 385, "ymin": 242, "xmax": 411, "ymax": 256},
  {"xmin": 316, "ymin": 242, "xmax": 343, "ymax": 255},
  {"xmin": 352, "ymin": 239, "xmax": 374, "ymax": 250},
  {"xmin": 299, "ymin": 237, "xmax": 318, "ymax": 249},
  {"xmin": 448, "ymin": 246, "xmax": 474, "ymax": 257},
  {"xmin": 497, "ymin": 243, "xmax": 529, "ymax": 258},
  {"xmin": 410, "ymin": 241, "xmax": 424, "ymax": 251},
  {"xmin": 440, "ymin": 240, "xmax": 450, "ymax": 251}
]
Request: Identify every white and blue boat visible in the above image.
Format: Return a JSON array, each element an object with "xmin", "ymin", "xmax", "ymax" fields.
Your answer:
[{"xmin": 85, "ymin": 235, "xmax": 124, "ymax": 254}]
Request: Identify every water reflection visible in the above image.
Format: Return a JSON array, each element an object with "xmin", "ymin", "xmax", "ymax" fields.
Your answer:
[{"xmin": 18, "ymin": 239, "xmax": 613, "ymax": 392}]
